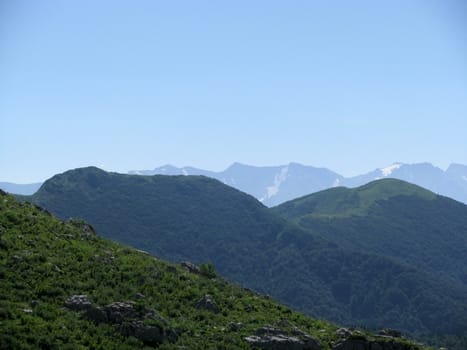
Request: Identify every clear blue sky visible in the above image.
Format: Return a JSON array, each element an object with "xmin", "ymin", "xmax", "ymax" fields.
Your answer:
[{"xmin": 1, "ymin": 0, "xmax": 466, "ymax": 183}]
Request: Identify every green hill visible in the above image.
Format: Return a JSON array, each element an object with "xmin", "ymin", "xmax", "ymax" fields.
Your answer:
[
  {"xmin": 272, "ymin": 179, "xmax": 467, "ymax": 285},
  {"xmin": 1, "ymin": 190, "xmax": 432, "ymax": 349},
  {"xmin": 272, "ymin": 179, "xmax": 437, "ymax": 219},
  {"xmin": 25, "ymin": 168, "xmax": 467, "ymax": 343}
]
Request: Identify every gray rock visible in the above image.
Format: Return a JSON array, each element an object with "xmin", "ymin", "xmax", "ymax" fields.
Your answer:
[
  {"xmin": 105, "ymin": 301, "xmax": 138, "ymax": 323},
  {"xmin": 245, "ymin": 326, "xmax": 322, "ymax": 350},
  {"xmin": 245, "ymin": 334, "xmax": 305, "ymax": 350},
  {"xmin": 180, "ymin": 261, "xmax": 200, "ymax": 274},
  {"xmin": 195, "ymin": 294, "xmax": 220, "ymax": 313},
  {"xmin": 118, "ymin": 318, "xmax": 178, "ymax": 346},
  {"xmin": 70, "ymin": 297, "xmax": 178, "ymax": 346},
  {"xmin": 336, "ymin": 328, "xmax": 352, "ymax": 338},
  {"xmin": 65, "ymin": 295, "xmax": 92, "ymax": 311},
  {"xmin": 67, "ymin": 219, "xmax": 96, "ymax": 236}
]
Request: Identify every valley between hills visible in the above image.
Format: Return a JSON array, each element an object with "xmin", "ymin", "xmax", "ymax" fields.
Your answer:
[{"xmin": 2, "ymin": 166, "xmax": 467, "ymax": 349}]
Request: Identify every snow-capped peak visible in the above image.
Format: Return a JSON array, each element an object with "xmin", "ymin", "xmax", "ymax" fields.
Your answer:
[
  {"xmin": 380, "ymin": 163, "xmax": 402, "ymax": 177},
  {"xmin": 260, "ymin": 166, "xmax": 289, "ymax": 202}
]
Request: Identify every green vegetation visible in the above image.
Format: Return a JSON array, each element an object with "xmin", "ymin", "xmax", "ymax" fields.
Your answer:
[
  {"xmin": 0, "ymin": 191, "xmax": 431, "ymax": 349},
  {"xmin": 24, "ymin": 167, "xmax": 467, "ymax": 348},
  {"xmin": 273, "ymin": 179, "xmax": 467, "ymax": 348},
  {"xmin": 272, "ymin": 179, "xmax": 437, "ymax": 219}
]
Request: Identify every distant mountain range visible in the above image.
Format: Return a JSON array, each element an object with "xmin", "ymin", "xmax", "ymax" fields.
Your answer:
[
  {"xmin": 3, "ymin": 162, "xmax": 467, "ymax": 206},
  {"xmin": 25, "ymin": 167, "xmax": 467, "ymax": 341},
  {"xmin": 129, "ymin": 162, "xmax": 467, "ymax": 206},
  {"xmin": 0, "ymin": 181, "xmax": 42, "ymax": 195}
]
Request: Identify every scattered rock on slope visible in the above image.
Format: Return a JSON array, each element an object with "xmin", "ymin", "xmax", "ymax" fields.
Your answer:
[{"xmin": 65, "ymin": 296, "xmax": 177, "ymax": 345}]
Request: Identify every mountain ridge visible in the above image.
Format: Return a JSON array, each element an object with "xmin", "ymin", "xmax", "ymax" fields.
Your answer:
[
  {"xmin": 4, "ymin": 161, "xmax": 467, "ymax": 206},
  {"xmin": 128, "ymin": 161, "xmax": 467, "ymax": 206}
]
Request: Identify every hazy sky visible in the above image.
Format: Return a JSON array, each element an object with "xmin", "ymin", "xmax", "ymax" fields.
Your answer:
[{"xmin": 1, "ymin": 0, "xmax": 466, "ymax": 183}]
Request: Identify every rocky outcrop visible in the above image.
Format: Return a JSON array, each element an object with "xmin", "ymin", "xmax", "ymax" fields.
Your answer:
[
  {"xmin": 64, "ymin": 295, "xmax": 92, "ymax": 310},
  {"xmin": 195, "ymin": 294, "xmax": 220, "ymax": 313},
  {"xmin": 245, "ymin": 325, "xmax": 321, "ymax": 350},
  {"xmin": 67, "ymin": 219, "xmax": 96, "ymax": 237},
  {"xmin": 65, "ymin": 296, "xmax": 177, "ymax": 346},
  {"xmin": 180, "ymin": 261, "xmax": 200, "ymax": 274},
  {"xmin": 336, "ymin": 328, "xmax": 353, "ymax": 338}
]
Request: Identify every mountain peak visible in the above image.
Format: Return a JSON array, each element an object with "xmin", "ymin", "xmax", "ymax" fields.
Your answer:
[{"xmin": 379, "ymin": 163, "xmax": 403, "ymax": 177}]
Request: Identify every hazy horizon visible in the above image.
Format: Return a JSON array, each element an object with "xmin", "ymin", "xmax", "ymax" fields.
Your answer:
[{"xmin": 2, "ymin": 1, "xmax": 466, "ymax": 183}]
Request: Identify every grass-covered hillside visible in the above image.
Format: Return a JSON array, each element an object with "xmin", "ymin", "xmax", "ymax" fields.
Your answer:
[
  {"xmin": 0, "ymin": 191, "xmax": 430, "ymax": 349},
  {"xmin": 25, "ymin": 167, "xmax": 467, "ymax": 342},
  {"xmin": 272, "ymin": 179, "xmax": 437, "ymax": 219},
  {"xmin": 273, "ymin": 179, "xmax": 467, "ymax": 286}
]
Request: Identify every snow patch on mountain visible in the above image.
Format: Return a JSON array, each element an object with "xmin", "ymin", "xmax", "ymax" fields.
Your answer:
[
  {"xmin": 380, "ymin": 163, "xmax": 402, "ymax": 177},
  {"xmin": 182, "ymin": 169, "xmax": 188, "ymax": 176},
  {"xmin": 262, "ymin": 166, "xmax": 289, "ymax": 201},
  {"xmin": 221, "ymin": 177, "xmax": 236, "ymax": 185},
  {"xmin": 333, "ymin": 178, "xmax": 340, "ymax": 187}
]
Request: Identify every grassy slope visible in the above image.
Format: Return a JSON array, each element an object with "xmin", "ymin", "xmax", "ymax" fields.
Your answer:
[{"xmin": 1, "ymin": 191, "xmax": 352, "ymax": 349}]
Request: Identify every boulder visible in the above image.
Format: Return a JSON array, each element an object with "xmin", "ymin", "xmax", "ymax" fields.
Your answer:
[
  {"xmin": 65, "ymin": 295, "xmax": 92, "ymax": 311},
  {"xmin": 245, "ymin": 325, "xmax": 322, "ymax": 350},
  {"xmin": 67, "ymin": 296, "xmax": 178, "ymax": 346},
  {"xmin": 195, "ymin": 294, "xmax": 220, "ymax": 313},
  {"xmin": 336, "ymin": 328, "xmax": 352, "ymax": 338},
  {"xmin": 67, "ymin": 219, "xmax": 96, "ymax": 237},
  {"xmin": 105, "ymin": 301, "xmax": 138, "ymax": 323},
  {"xmin": 245, "ymin": 334, "xmax": 304, "ymax": 350},
  {"xmin": 180, "ymin": 261, "xmax": 200, "ymax": 274}
]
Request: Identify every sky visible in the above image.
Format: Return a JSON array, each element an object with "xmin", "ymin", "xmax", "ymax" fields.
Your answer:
[{"xmin": 1, "ymin": 0, "xmax": 466, "ymax": 183}]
